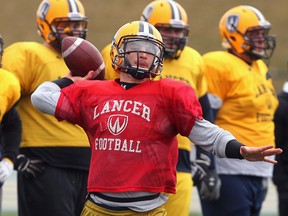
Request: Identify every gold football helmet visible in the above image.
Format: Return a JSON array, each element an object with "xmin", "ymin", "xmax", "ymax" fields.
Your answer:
[
  {"xmin": 219, "ymin": 5, "xmax": 276, "ymax": 59},
  {"xmin": 141, "ymin": 0, "xmax": 189, "ymax": 59},
  {"xmin": 111, "ymin": 21, "xmax": 165, "ymax": 80},
  {"xmin": 36, "ymin": 0, "xmax": 88, "ymax": 50}
]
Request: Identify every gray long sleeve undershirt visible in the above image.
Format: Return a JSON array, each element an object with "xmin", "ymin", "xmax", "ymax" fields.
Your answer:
[{"xmin": 31, "ymin": 81, "xmax": 243, "ymax": 159}]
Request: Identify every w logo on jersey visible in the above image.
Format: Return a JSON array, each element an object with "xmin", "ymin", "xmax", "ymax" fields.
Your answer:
[
  {"xmin": 108, "ymin": 114, "xmax": 128, "ymax": 135},
  {"xmin": 226, "ymin": 15, "xmax": 239, "ymax": 33}
]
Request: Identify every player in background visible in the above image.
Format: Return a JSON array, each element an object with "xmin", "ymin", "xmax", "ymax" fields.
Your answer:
[
  {"xmin": 101, "ymin": 2, "xmax": 220, "ymax": 214},
  {"xmin": 272, "ymin": 81, "xmax": 288, "ymax": 216},
  {"xmin": 2, "ymin": 1, "xmax": 91, "ymax": 216},
  {"xmin": 31, "ymin": 20, "xmax": 281, "ymax": 216},
  {"xmin": 0, "ymin": 34, "xmax": 22, "ymax": 214},
  {"xmin": 202, "ymin": 5, "xmax": 278, "ymax": 216},
  {"xmin": 140, "ymin": 1, "xmax": 220, "ymax": 215}
]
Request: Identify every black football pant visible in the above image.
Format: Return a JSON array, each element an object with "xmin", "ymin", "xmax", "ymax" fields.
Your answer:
[{"xmin": 17, "ymin": 165, "xmax": 88, "ymax": 216}]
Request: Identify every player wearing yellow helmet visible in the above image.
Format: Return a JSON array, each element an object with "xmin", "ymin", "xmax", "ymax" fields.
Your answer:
[
  {"xmin": 140, "ymin": 1, "xmax": 218, "ymax": 215},
  {"xmin": 2, "ymin": 1, "xmax": 90, "ymax": 216},
  {"xmin": 201, "ymin": 5, "xmax": 277, "ymax": 216}
]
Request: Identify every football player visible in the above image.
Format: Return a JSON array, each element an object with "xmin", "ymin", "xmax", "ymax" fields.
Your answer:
[
  {"xmin": 0, "ymin": 34, "xmax": 21, "ymax": 213},
  {"xmin": 201, "ymin": 5, "xmax": 278, "ymax": 216},
  {"xmin": 101, "ymin": 1, "xmax": 219, "ymax": 215},
  {"xmin": 2, "ymin": 1, "xmax": 90, "ymax": 216},
  {"xmin": 31, "ymin": 20, "xmax": 281, "ymax": 216}
]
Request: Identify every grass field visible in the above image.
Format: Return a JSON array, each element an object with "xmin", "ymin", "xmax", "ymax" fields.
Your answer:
[{"xmin": 3, "ymin": 213, "xmax": 16, "ymax": 216}]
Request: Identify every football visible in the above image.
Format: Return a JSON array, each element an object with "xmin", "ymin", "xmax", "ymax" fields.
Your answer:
[{"xmin": 61, "ymin": 36, "xmax": 105, "ymax": 80}]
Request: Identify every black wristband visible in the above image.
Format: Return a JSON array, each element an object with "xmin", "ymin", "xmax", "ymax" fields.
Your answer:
[
  {"xmin": 52, "ymin": 77, "xmax": 74, "ymax": 88},
  {"xmin": 225, "ymin": 139, "xmax": 244, "ymax": 159}
]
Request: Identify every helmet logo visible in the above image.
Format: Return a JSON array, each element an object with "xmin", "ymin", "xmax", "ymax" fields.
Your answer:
[
  {"xmin": 226, "ymin": 15, "xmax": 239, "ymax": 33},
  {"xmin": 37, "ymin": 2, "xmax": 50, "ymax": 20},
  {"xmin": 108, "ymin": 115, "xmax": 128, "ymax": 136}
]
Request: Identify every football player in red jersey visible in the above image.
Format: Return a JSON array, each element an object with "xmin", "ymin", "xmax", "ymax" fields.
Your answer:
[
  {"xmin": 101, "ymin": 3, "xmax": 220, "ymax": 214},
  {"xmin": 202, "ymin": 5, "xmax": 277, "ymax": 216},
  {"xmin": 31, "ymin": 21, "xmax": 281, "ymax": 216}
]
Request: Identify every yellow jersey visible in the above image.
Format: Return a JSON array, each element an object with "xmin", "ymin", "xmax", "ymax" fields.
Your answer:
[
  {"xmin": 0, "ymin": 69, "xmax": 20, "ymax": 122},
  {"xmin": 204, "ymin": 51, "xmax": 278, "ymax": 148},
  {"xmin": 2, "ymin": 42, "xmax": 90, "ymax": 169}
]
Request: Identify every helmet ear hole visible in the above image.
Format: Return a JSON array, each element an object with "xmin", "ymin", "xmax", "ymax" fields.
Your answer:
[{"xmin": 230, "ymin": 36, "xmax": 236, "ymax": 42}]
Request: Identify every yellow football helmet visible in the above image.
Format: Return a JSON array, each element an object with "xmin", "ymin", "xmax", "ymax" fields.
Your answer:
[
  {"xmin": 36, "ymin": 0, "xmax": 88, "ymax": 50},
  {"xmin": 111, "ymin": 21, "xmax": 165, "ymax": 80},
  {"xmin": 141, "ymin": 0, "xmax": 189, "ymax": 59},
  {"xmin": 219, "ymin": 5, "xmax": 276, "ymax": 59}
]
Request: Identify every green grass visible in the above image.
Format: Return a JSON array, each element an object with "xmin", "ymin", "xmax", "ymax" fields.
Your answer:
[
  {"xmin": 2, "ymin": 213, "xmax": 17, "ymax": 216},
  {"xmin": 190, "ymin": 212, "xmax": 202, "ymax": 216}
]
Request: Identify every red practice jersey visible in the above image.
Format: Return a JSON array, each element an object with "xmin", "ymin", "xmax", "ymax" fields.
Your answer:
[{"xmin": 55, "ymin": 78, "xmax": 203, "ymax": 194}]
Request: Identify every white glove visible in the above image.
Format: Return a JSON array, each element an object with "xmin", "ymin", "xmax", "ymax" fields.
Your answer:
[{"xmin": 0, "ymin": 158, "xmax": 14, "ymax": 183}]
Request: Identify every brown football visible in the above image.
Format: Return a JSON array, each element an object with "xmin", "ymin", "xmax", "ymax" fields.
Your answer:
[{"xmin": 61, "ymin": 36, "xmax": 105, "ymax": 80}]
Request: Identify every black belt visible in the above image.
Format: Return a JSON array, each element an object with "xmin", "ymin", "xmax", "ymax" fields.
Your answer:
[
  {"xmin": 88, "ymin": 196, "xmax": 130, "ymax": 211},
  {"xmin": 91, "ymin": 192, "xmax": 160, "ymax": 203}
]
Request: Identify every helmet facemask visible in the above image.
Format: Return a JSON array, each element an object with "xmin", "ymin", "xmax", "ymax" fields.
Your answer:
[
  {"xmin": 243, "ymin": 27, "xmax": 276, "ymax": 60},
  {"xmin": 112, "ymin": 35, "xmax": 165, "ymax": 80},
  {"xmin": 156, "ymin": 24, "xmax": 188, "ymax": 59},
  {"xmin": 49, "ymin": 17, "xmax": 87, "ymax": 51}
]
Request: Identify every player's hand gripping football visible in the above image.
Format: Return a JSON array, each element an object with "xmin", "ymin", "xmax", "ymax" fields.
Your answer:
[
  {"xmin": 66, "ymin": 70, "xmax": 100, "ymax": 82},
  {"xmin": 240, "ymin": 145, "xmax": 283, "ymax": 164},
  {"xmin": 14, "ymin": 154, "xmax": 46, "ymax": 178}
]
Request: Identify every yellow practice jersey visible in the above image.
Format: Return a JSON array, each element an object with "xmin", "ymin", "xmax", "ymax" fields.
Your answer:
[
  {"xmin": 0, "ymin": 69, "xmax": 21, "ymax": 122},
  {"xmin": 2, "ymin": 42, "xmax": 89, "ymax": 148},
  {"xmin": 204, "ymin": 51, "xmax": 278, "ymax": 147},
  {"xmin": 102, "ymin": 44, "xmax": 207, "ymax": 151}
]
